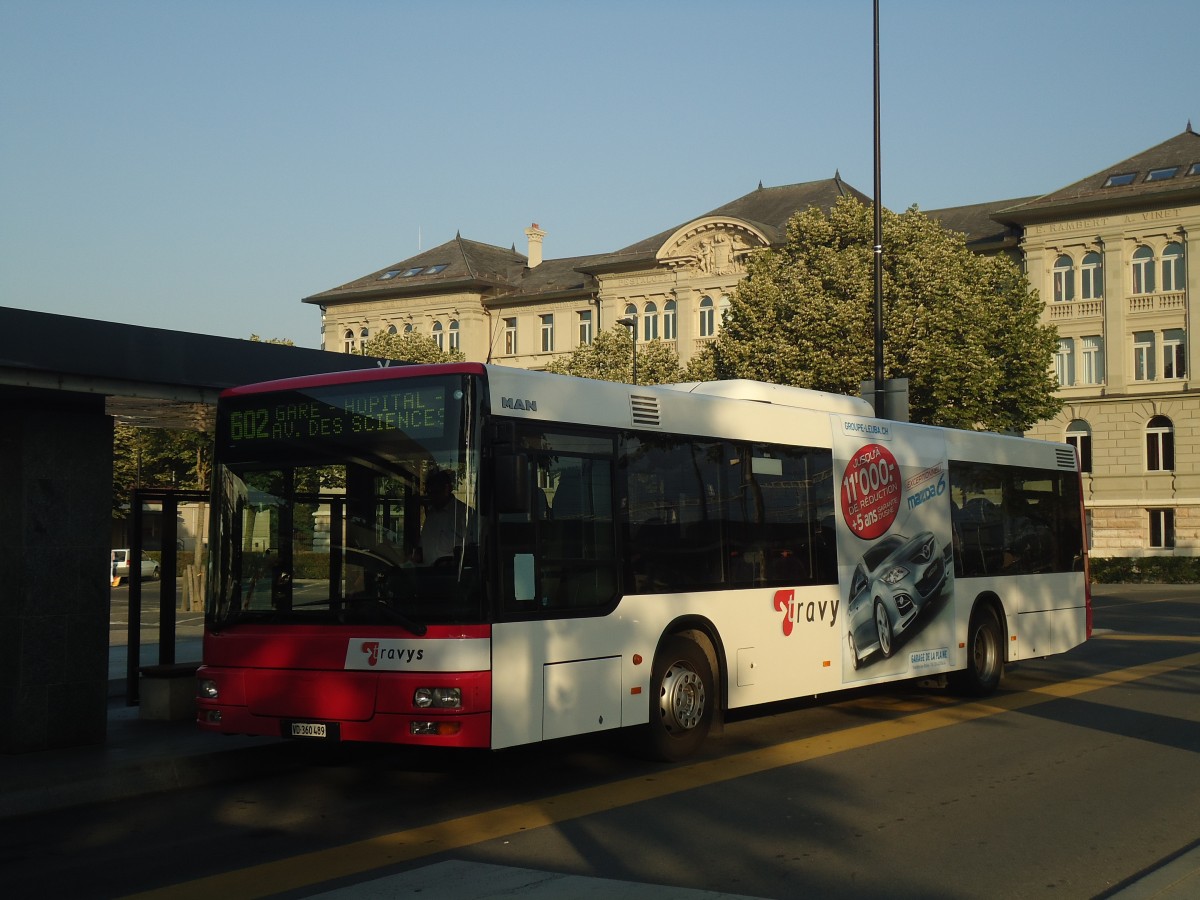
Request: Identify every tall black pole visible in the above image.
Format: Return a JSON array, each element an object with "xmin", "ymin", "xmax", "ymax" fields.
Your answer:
[
  {"xmin": 872, "ymin": 0, "xmax": 886, "ymax": 419},
  {"xmin": 617, "ymin": 316, "xmax": 638, "ymax": 385}
]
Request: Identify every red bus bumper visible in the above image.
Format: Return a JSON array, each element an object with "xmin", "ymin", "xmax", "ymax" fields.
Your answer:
[{"xmin": 195, "ymin": 665, "xmax": 492, "ymax": 749}]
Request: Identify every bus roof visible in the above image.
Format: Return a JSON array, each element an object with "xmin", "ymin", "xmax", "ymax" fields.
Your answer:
[
  {"xmin": 218, "ymin": 362, "xmax": 487, "ymax": 398},
  {"xmin": 661, "ymin": 379, "xmax": 874, "ymax": 416}
]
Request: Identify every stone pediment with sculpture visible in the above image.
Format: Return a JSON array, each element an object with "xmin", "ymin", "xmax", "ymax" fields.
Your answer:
[{"xmin": 656, "ymin": 218, "xmax": 768, "ymax": 276}]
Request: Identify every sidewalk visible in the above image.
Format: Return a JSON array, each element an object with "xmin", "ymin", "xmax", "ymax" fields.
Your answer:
[{"xmin": 0, "ymin": 638, "xmax": 286, "ymax": 820}]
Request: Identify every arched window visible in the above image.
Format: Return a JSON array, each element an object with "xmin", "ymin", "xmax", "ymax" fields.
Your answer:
[
  {"xmin": 1066, "ymin": 419, "xmax": 1092, "ymax": 473},
  {"xmin": 1132, "ymin": 245, "xmax": 1156, "ymax": 295},
  {"xmin": 643, "ymin": 301, "xmax": 659, "ymax": 341},
  {"xmin": 1053, "ymin": 254, "xmax": 1075, "ymax": 303},
  {"xmin": 1162, "ymin": 242, "xmax": 1185, "ymax": 292},
  {"xmin": 699, "ymin": 296, "xmax": 715, "ymax": 338},
  {"xmin": 624, "ymin": 302, "xmax": 637, "ymax": 318},
  {"xmin": 719, "ymin": 295, "xmax": 731, "ymax": 328},
  {"xmin": 1146, "ymin": 415, "xmax": 1174, "ymax": 471},
  {"xmin": 1081, "ymin": 251, "xmax": 1103, "ymax": 300},
  {"xmin": 432, "ymin": 321, "xmax": 444, "ymax": 351},
  {"xmin": 448, "ymin": 319, "xmax": 460, "ymax": 351},
  {"xmin": 343, "ymin": 329, "xmax": 356, "ymax": 353},
  {"xmin": 387, "ymin": 324, "xmax": 398, "ymax": 335},
  {"xmin": 663, "ymin": 300, "xmax": 677, "ymax": 341},
  {"xmin": 403, "ymin": 322, "xmax": 414, "ymax": 334}
]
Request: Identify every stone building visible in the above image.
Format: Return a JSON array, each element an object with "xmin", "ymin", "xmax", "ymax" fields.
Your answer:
[
  {"xmin": 302, "ymin": 128, "xmax": 1200, "ymax": 556},
  {"xmin": 302, "ymin": 175, "xmax": 869, "ymax": 371},
  {"xmin": 1002, "ymin": 127, "xmax": 1199, "ymax": 557}
]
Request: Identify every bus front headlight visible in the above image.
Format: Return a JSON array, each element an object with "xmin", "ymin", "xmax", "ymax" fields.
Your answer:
[{"xmin": 413, "ymin": 687, "xmax": 462, "ymax": 709}]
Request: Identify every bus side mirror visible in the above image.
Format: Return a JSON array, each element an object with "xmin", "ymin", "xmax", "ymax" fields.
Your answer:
[{"xmin": 495, "ymin": 453, "xmax": 530, "ymax": 514}]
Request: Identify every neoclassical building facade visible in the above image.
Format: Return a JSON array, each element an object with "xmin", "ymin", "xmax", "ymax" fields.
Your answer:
[
  {"xmin": 1003, "ymin": 128, "xmax": 1199, "ymax": 558},
  {"xmin": 302, "ymin": 176, "xmax": 869, "ymax": 371},
  {"xmin": 303, "ymin": 128, "xmax": 1200, "ymax": 557}
]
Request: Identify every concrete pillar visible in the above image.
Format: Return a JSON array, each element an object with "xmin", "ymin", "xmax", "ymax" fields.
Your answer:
[{"xmin": 0, "ymin": 392, "xmax": 113, "ymax": 752}]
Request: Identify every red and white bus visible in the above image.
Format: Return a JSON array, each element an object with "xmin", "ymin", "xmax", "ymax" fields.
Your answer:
[{"xmin": 196, "ymin": 363, "xmax": 1090, "ymax": 760}]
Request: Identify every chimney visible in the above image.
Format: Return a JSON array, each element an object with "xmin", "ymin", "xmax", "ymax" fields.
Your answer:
[{"xmin": 525, "ymin": 222, "xmax": 546, "ymax": 268}]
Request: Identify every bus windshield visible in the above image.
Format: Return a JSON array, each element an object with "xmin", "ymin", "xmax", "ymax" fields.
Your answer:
[{"xmin": 207, "ymin": 372, "xmax": 483, "ymax": 630}]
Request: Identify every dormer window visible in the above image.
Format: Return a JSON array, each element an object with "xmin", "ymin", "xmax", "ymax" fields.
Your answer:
[
  {"xmin": 1146, "ymin": 166, "xmax": 1179, "ymax": 182},
  {"xmin": 1103, "ymin": 173, "xmax": 1136, "ymax": 187}
]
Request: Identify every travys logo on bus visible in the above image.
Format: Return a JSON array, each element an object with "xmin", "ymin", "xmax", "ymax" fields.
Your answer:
[
  {"xmin": 358, "ymin": 641, "xmax": 424, "ymax": 667},
  {"xmin": 774, "ymin": 589, "xmax": 839, "ymax": 636}
]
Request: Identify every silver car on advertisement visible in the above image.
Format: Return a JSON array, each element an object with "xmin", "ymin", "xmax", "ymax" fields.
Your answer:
[{"xmin": 846, "ymin": 531, "xmax": 948, "ymax": 668}]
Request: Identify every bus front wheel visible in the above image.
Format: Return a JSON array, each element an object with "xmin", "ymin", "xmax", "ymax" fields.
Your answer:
[
  {"xmin": 951, "ymin": 605, "xmax": 1004, "ymax": 696},
  {"xmin": 642, "ymin": 635, "xmax": 715, "ymax": 762}
]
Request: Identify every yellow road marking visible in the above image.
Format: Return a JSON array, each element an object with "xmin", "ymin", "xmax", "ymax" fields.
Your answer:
[
  {"xmin": 1093, "ymin": 632, "xmax": 1200, "ymax": 644},
  {"xmin": 125, "ymin": 650, "xmax": 1200, "ymax": 900}
]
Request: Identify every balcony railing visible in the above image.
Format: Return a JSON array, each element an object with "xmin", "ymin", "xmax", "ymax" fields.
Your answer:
[
  {"xmin": 1048, "ymin": 299, "xmax": 1103, "ymax": 321},
  {"xmin": 1129, "ymin": 291, "xmax": 1185, "ymax": 314}
]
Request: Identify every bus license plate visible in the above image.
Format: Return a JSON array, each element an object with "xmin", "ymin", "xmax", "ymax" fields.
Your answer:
[{"xmin": 289, "ymin": 722, "xmax": 328, "ymax": 738}]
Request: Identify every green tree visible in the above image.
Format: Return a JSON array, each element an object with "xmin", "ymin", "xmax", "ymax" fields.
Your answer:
[
  {"xmin": 362, "ymin": 330, "xmax": 465, "ymax": 363},
  {"xmin": 545, "ymin": 325, "xmax": 684, "ymax": 385},
  {"xmin": 112, "ymin": 423, "xmax": 213, "ymax": 515},
  {"xmin": 712, "ymin": 197, "xmax": 1061, "ymax": 431}
]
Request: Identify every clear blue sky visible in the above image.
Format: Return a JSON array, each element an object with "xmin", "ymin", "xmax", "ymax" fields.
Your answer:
[{"xmin": 3, "ymin": 1, "xmax": 1197, "ymax": 349}]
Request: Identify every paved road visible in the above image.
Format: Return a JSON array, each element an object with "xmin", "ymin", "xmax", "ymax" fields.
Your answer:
[{"xmin": 39, "ymin": 583, "xmax": 1194, "ymax": 899}]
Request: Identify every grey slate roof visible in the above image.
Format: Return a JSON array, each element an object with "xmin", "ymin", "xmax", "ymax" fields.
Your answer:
[
  {"xmin": 995, "ymin": 126, "xmax": 1200, "ymax": 223},
  {"xmin": 303, "ymin": 129, "xmax": 1198, "ymax": 311},
  {"xmin": 923, "ymin": 197, "xmax": 1037, "ymax": 254},
  {"xmin": 303, "ymin": 234, "xmax": 529, "ymax": 305},
  {"xmin": 582, "ymin": 175, "xmax": 871, "ymax": 271},
  {"xmin": 304, "ymin": 175, "xmax": 872, "ymax": 306}
]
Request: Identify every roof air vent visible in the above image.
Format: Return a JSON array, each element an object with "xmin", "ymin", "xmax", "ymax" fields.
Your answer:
[{"xmin": 630, "ymin": 394, "xmax": 661, "ymax": 428}]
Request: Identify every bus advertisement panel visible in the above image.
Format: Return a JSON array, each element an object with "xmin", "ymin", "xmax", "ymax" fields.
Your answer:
[{"xmin": 832, "ymin": 416, "xmax": 956, "ymax": 684}]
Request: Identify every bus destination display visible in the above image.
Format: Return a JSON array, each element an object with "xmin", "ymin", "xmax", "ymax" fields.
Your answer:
[{"xmin": 228, "ymin": 385, "xmax": 447, "ymax": 444}]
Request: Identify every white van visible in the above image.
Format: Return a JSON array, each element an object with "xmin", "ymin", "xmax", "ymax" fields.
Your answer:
[{"xmin": 110, "ymin": 549, "xmax": 160, "ymax": 585}]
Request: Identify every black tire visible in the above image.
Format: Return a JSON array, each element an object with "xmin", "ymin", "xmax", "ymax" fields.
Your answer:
[
  {"xmin": 874, "ymin": 599, "xmax": 894, "ymax": 658},
  {"xmin": 951, "ymin": 605, "xmax": 1004, "ymax": 696},
  {"xmin": 642, "ymin": 635, "xmax": 715, "ymax": 762}
]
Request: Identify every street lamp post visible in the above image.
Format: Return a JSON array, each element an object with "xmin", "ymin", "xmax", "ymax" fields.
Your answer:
[{"xmin": 616, "ymin": 316, "xmax": 638, "ymax": 385}]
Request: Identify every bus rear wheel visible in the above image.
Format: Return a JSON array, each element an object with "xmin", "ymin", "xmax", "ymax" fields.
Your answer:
[
  {"xmin": 951, "ymin": 605, "xmax": 1004, "ymax": 696},
  {"xmin": 642, "ymin": 635, "xmax": 714, "ymax": 762}
]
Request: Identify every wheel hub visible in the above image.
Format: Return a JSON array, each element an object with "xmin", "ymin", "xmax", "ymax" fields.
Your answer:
[{"xmin": 659, "ymin": 662, "xmax": 705, "ymax": 732}]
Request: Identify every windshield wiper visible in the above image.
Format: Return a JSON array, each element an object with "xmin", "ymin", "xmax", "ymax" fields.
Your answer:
[{"xmin": 371, "ymin": 600, "xmax": 428, "ymax": 636}]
